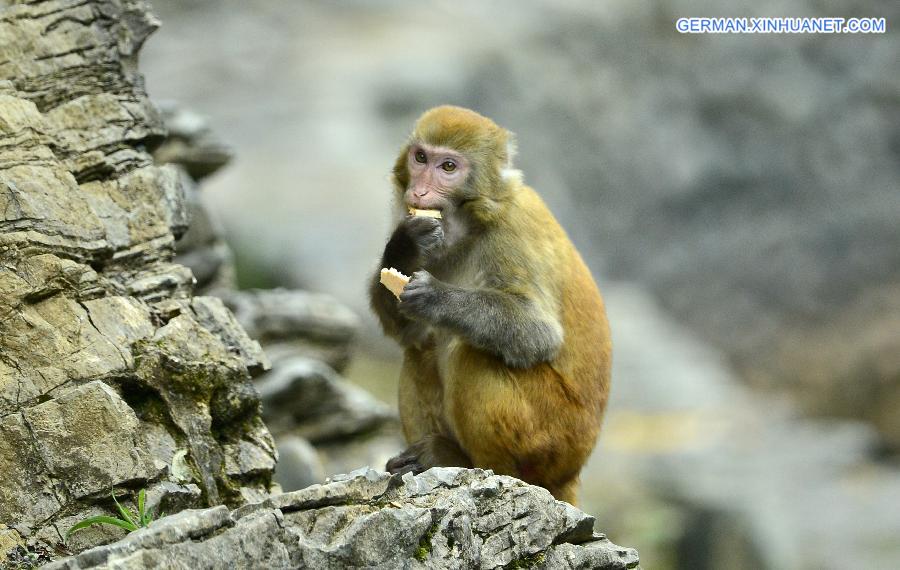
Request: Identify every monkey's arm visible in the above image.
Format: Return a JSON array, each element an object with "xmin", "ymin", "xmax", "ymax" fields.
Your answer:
[
  {"xmin": 399, "ymin": 271, "xmax": 563, "ymax": 368},
  {"xmin": 369, "ymin": 217, "xmax": 444, "ymax": 344}
]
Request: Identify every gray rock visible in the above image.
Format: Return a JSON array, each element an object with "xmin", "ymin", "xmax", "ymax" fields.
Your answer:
[
  {"xmin": 0, "ymin": 414, "xmax": 63, "ymax": 530},
  {"xmin": 153, "ymin": 101, "xmax": 234, "ymax": 181},
  {"xmin": 23, "ymin": 381, "xmax": 160, "ymax": 499},
  {"xmin": 224, "ymin": 288, "xmax": 359, "ymax": 342},
  {"xmin": 189, "ymin": 295, "xmax": 269, "ymax": 374},
  {"xmin": 46, "ymin": 468, "xmax": 640, "ymax": 569},
  {"xmin": 315, "ymin": 424, "xmax": 406, "ymax": 486},
  {"xmin": 172, "ymin": 171, "xmax": 237, "ymax": 293},
  {"xmin": 255, "ymin": 356, "xmax": 395, "ymax": 442},
  {"xmin": 273, "ymin": 435, "xmax": 326, "ymax": 491}
]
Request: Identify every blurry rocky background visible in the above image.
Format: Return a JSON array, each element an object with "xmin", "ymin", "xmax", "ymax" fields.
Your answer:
[{"xmin": 139, "ymin": 1, "xmax": 900, "ymax": 569}]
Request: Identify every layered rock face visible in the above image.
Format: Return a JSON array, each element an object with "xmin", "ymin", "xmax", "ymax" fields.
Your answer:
[
  {"xmin": 0, "ymin": 0, "xmax": 276, "ymax": 556},
  {"xmin": 45, "ymin": 468, "xmax": 640, "ymax": 570}
]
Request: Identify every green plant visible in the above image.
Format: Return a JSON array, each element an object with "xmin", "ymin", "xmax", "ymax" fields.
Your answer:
[{"xmin": 66, "ymin": 489, "xmax": 161, "ymax": 539}]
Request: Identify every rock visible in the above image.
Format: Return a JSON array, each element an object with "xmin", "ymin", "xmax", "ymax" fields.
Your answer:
[
  {"xmin": 272, "ymin": 425, "xmax": 404, "ymax": 494},
  {"xmin": 315, "ymin": 425, "xmax": 405, "ymax": 487},
  {"xmin": 171, "ymin": 172, "xmax": 237, "ymax": 293},
  {"xmin": 153, "ymin": 101, "xmax": 234, "ymax": 181},
  {"xmin": 23, "ymin": 381, "xmax": 159, "ymax": 499},
  {"xmin": 223, "ymin": 288, "xmax": 360, "ymax": 372},
  {"xmin": 273, "ymin": 436, "xmax": 327, "ymax": 491},
  {"xmin": 0, "ymin": 0, "xmax": 276, "ymax": 557},
  {"xmin": 255, "ymin": 356, "xmax": 395, "ymax": 443},
  {"xmin": 0, "ymin": 524, "xmax": 24, "ymax": 561},
  {"xmin": 0, "ymin": 414, "xmax": 62, "ymax": 531},
  {"xmin": 152, "ymin": 106, "xmax": 238, "ymax": 296},
  {"xmin": 189, "ymin": 295, "xmax": 270, "ymax": 373},
  {"xmin": 154, "ymin": 105, "xmax": 360, "ymax": 363},
  {"xmin": 152, "ymin": 99, "xmax": 379, "ymax": 496},
  {"xmin": 45, "ymin": 468, "xmax": 640, "ymax": 569},
  {"xmin": 224, "ymin": 289, "xmax": 359, "ymax": 344}
]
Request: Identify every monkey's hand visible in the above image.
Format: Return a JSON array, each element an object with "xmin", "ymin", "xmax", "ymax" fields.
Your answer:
[
  {"xmin": 386, "ymin": 435, "xmax": 472, "ymax": 475},
  {"xmin": 385, "ymin": 446, "xmax": 426, "ymax": 476},
  {"xmin": 401, "ymin": 215, "xmax": 444, "ymax": 260},
  {"xmin": 398, "ymin": 270, "xmax": 443, "ymax": 322}
]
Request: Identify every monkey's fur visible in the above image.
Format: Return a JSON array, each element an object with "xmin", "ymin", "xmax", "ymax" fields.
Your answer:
[{"xmin": 370, "ymin": 106, "xmax": 611, "ymax": 505}]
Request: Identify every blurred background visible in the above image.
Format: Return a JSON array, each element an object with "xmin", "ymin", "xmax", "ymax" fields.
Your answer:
[{"xmin": 141, "ymin": 1, "xmax": 900, "ymax": 568}]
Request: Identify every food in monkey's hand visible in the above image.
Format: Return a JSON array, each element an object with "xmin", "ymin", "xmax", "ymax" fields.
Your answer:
[
  {"xmin": 380, "ymin": 267, "xmax": 410, "ymax": 299},
  {"xmin": 408, "ymin": 207, "xmax": 442, "ymax": 219}
]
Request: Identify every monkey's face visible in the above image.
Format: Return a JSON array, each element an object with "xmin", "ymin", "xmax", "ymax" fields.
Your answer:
[{"xmin": 403, "ymin": 143, "xmax": 470, "ymax": 213}]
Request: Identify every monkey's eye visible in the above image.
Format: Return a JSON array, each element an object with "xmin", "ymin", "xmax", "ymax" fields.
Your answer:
[
  {"xmin": 414, "ymin": 150, "xmax": 427, "ymax": 164},
  {"xmin": 440, "ymin": 161, "xmax": 457, "ymax": 172}
]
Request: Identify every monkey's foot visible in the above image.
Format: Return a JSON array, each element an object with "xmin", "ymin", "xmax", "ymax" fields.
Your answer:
[{"xmin": 385, "ymin": 449, "xmax": 426, "ymax": 476}]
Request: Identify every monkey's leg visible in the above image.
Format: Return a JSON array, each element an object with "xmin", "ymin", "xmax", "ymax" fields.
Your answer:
[
  {"xmin": 546, "ymin": 478, "xmax": 580, "ymax": 506},
  {"xmin": 387, "ymin": 347, "xmax": 472, "ymax": 475},
  {"xmin": 444, "ymin": 344, "xmax": 597, "ymax": 506},
  {"xmin": 397, "ymin": 347, "xmax": 444, "ymax": 442}
]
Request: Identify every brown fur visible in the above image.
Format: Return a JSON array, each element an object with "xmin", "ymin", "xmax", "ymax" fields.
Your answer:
[{"xmin": 374, "ymin": 106, "xmax": 611, "ymax": 505}]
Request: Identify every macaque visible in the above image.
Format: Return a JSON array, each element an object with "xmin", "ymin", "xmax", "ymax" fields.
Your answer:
[{"xmin": 369, "ymin": 106, "xmax": 611, "ymax": 505}]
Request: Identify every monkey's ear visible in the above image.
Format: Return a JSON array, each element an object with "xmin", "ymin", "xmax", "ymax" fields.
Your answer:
[
  {"xmin": 501, "ymin": 130, "xmax": 522, "ymax": 183},
  {"xmin": 392, "ymin": 143, "xmax": 411, "ymax": 191}
]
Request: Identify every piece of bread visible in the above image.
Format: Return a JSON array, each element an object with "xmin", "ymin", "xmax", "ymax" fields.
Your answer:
[
  {"xmin": 380, "ymin": 267, "xmax": 410, "ymax": 299},
  {"xmin": 408, "ymin": 207, "xmax": 442, "ymax": 219}
]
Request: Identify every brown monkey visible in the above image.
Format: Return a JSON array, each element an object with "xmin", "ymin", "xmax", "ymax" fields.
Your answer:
[{"xmin": 369, "ymin": 106, "xmax": 611, "ymax": 505}]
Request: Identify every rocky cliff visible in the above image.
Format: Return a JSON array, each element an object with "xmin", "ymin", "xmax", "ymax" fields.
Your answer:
[{"xmin": 0, "ymin": 0, "xmax": 275, "ymax": 558}]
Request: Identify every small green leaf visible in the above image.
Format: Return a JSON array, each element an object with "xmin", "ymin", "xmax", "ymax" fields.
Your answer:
[
  {"xmin": 66, "ymin": 516, "xmax": 138, "ymax": 538},
  {"xmin": 137, "ymin": 489, "xmax": 146, "ymax": 523},
  {"xmin": 140, "ymin": 506, "xmax": 154, "ymax": 526},
  {"xmin": 111, "ymin": 491, "xmax": 137, "ymax": 526}
]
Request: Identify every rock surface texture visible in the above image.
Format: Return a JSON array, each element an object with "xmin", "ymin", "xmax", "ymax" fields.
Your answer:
[
  {"xmin": 46, "ymin": 467, "xmax": 641, "ymax": 570},
  {"xmin": 0, "ymin": 0, "xmax": 275, "ymax": 559}
]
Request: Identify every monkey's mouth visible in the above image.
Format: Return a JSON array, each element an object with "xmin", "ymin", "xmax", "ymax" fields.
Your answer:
[{"xmin": 406, "ymin": 201, "xmax": 442, "ymax": 211}]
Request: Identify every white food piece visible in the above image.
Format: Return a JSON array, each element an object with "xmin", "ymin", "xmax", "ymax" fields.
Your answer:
[
  {"xmin": 380, "ymin": 267, "xmax": 410, "ymax": 299},
  {"xmin": 408, "ymin": 207, "xmax": 442, "ymax": 219}
]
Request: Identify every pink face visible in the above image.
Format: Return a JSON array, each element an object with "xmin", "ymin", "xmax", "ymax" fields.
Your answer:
[{"xmin": 404, "ymin": 143, "xmax": 470, "ymax": 211}]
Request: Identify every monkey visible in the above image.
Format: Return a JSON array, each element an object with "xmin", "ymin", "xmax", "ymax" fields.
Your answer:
[{"xmin": 369, "ymin": 106, "xmax": 611, "ymax": 506}]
